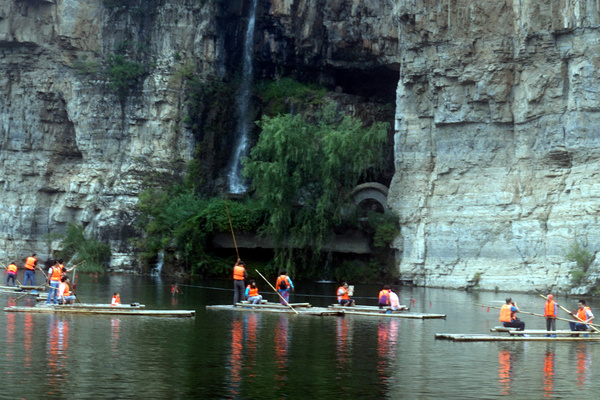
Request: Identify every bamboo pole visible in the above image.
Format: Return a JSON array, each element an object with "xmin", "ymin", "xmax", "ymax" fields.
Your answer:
[
  {"xmin": 16, "ymin": 283, "xmax": 49, "ymax": 301},
  {"xmin": 538, "ymin": 294, "xmax": 600, "ymax": 333},
  {"xmin": 256, "ymin": 270, "xmax": 298, "ymax": 314},
  {"xmin": 224, "ymin": 201, "xmax": 240, "ymax": 260}
]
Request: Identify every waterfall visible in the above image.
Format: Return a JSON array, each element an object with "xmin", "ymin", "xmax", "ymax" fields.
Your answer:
[
  {"xmin": 153, "ymin": 251, "xmax": 164, "ymax": 276},
  {"xmin": 227, "ymin": 0, "xmax": 257, "ymax": 194}
]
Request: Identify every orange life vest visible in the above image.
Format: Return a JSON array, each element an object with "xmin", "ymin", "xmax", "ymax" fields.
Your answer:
[
  {"xmin": 499, "ymin": 304, "xmax": 513, "ymax": 323},
  {"xmin": 50, "ymin": 266, "xmax": 62, "ymax": 281},
  {"xmin": 337, "ymin": 287, "xmax": 350, "ymax": 302},
  {"xmin": 276, "ymin": 275, "xmax": 290, "ymax": 290},
  {"xmin": 576, "ymin": 307, "xmax": 591, "ymax": 322},
  {"xmin": 7, "ymin": 263, "xmax": 17, "ymax": 274},
  {"xmin": 111, "ymin": 295, "xmax": 120, "ymax": 306},
  {"xmin": 379, "ymin": 289, "xmax": 389, "ymax": 300},
  {"xmin": 60, "ymin": 282, "xmax": 71, "ymax": 297},
  {"xmin": 25, "ymin": 257, "xmax": 36, "ymax": 270},
  {"xmin": 233, "ymin": 265, "xmax": 245, "ymax": 280},
  {"xmin": 544, "ymin": 301, "xmax": 557, "ymax": 317},
  {"xmin": 247, "ymin": 286, "xmax": 259, "ymax": 297}
]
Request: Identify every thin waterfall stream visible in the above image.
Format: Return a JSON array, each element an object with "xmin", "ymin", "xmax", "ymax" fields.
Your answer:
[{"xmin": 227, "ymin": 0, "xmax": 257, "ymax": 194}]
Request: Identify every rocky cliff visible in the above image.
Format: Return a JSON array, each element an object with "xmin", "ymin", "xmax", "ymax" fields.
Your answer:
[
  {"xmin": 1, "ymin": 0, "xmax": 598, "ymax": 291},
  {"xmin": 391, "ymin": 0, "xmax": 600, "ymax": 292}
]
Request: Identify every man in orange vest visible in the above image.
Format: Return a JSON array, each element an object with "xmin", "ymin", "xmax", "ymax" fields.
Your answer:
[
  {"xmin": 499, "ymin": 297, "xmax": 525, "ymax": 331},
  {"xmin": 276, "ymin": 270, "xmax": 294, "ymax": 305},
  {"xmin": 233, "ymin": 259, "xmax": 248, "ymax": 306},
  {"xmin": 544, "ymin": 294, "xmax": 558, "ymax": 336},
  {"xmin": 569, "ymin": 300, "xmax": 594, "ymax": 332},
  {"xmin": 337, "ymin": 282, "xmax": 355, "ymax": 306},
  {"xmin": 46, "ymin": 260, "xmax": 62, "ymax": 305},
  {"xmin": 23, "ymin": 254, "xmax": 37, "ymax": 286},
  {"xmin": 5, "ymin": 262, "xmax": 18, "ymax": 286}
]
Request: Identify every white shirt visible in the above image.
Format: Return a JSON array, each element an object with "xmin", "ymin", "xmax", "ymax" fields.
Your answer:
[{"xmin": 389, "ymin": 291, "xmax": 400, "ymax": 310}]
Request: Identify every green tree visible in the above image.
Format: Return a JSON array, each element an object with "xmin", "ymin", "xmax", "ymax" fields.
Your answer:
[
  {"xmin": 243, "ymin": 105, "xmax": 389, "ymax": 273},
  {"xmin": 54, "ymin": 224, "xmax": 112, "ymax": 273},
  {"xmin": 105, "ymin": 54, "xmax": 146, "ymax": 100}
]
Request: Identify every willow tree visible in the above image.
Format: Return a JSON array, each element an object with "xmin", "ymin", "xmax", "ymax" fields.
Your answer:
[{"xmin": 243, "ymin": 105, "xmax": 389, "ymax": 274}]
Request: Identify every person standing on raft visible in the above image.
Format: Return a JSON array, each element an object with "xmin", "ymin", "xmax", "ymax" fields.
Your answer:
[
  {"xmin": 544, "ymin": 294, "xmax": 558, "ymax": 335},
  {"xmin": 23, "ymin": 254, "xmax": 37, "ymax": 286},
  {"xmin": 233, "ymin": 259, "xmax": 248, "ymax": 306},
  {"xmin": 46, "ymin": 260, "xmax": 62, "ymax": 305},
  {"xmin": 499, "ymin": 297, "xmax": 525, "ymax": 331},
  {"xmin": 276, "ymin": 271, "xmax": 294, "ymax": 305},
  {"xmin": 5, "ymin": 262, "xmax": 18, "ymax": 286}
]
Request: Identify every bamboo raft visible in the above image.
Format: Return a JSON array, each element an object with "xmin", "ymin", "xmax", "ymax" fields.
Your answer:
[
  {"xmin": 436, "ymin": 326, "xmax": 600, "ymax": 342},
  {"xmin": 207, "ymin": 302, "xmax": 345, "ymax": 316},
  {"xmin": 328, "ymin": 304, "xmax": 446, "ymax": 319},
  {"xmin": 4, "ymin": 304, "xmax": 195, "ymax": 318},
  {"xmin": 0, "ymin": 285, "xmax": 45, "ymax": 294}
]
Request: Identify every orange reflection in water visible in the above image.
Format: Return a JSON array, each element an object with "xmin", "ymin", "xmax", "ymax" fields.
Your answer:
[
  {"xmin": 498, "ymin": 350, "xmax": 513, "ymax": 395},
  {"xmin": 23, "ymin": 313, "xmax": 33, "ymax": 369},
  {"xmin": 274, "ymin": 315, "xmax": 290, "ymax": 387},
  {"xmin": 377, "ymin": 319, "xmax": 399, "ymax": 384},
  {"xmin": 227, "ymin": 314, "xmax": 261, "ymax": 398},
  {"xmin": 542, "ymin": 348, "xmax": 555, "ymax": 397},
  {"xmin": 576, "ymin": 343, "xmax": 591, "ymax": 388},
  {"xmin": 336, "ymin": 318, "xmax": 351, "ymax": 368}
]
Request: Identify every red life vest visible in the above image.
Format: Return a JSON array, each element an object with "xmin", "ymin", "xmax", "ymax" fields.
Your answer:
[
  {"xmin": 25, "ymin": 257, "xmax": 36, "ymax": 270},
  {"xmin": 7, "ymin": 263, "xmax": 17, "ymax": 274},
  {"xmin": 247, "ymin": 286, "xmax": 259, "ymax": 297},
  {"xmin": 499, "ymin": 304, "xmax": 513, "ymax": 323},
  {"xmin": 544, "ymin": 301, "xmax": 557, "ymax": 317},
  {"xmin": 50, "ymin": 266, "xmax": 62, "ymax": 281},
  {"xmin": 233, "ymin": 265, "xmax": 245, "ymax": 280}
]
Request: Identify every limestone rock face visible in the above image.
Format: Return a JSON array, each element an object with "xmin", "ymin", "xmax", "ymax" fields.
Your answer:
[
  {"xmin": 391, "ymin": 0, "xmax": 600, "ymax": 292},
  {"xmin": 1, "ymin": 0, "xmax": 598, "ymax": 290},
  {"xmin": 0, "ymin": 0, "xmax": 218, "ymax": 268}
]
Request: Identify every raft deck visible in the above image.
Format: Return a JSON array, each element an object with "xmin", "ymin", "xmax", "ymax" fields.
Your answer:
[
  {"xmin": 329, "ymin": 304, "xmax": 445, "ymax": 319},
  {"xmin": 435, "ymin": 333, "xmax": 600, "ymax": 342},
  {"xmin": 207, "ymin": 303, "xmax": 344, "ymax": 316},
  {"xmin": 4, "ymin": 304, "xmax": 194, "ymax": 318}
]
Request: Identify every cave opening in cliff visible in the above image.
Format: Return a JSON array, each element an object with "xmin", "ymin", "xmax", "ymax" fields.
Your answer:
[{"xmin": 331, "ymin": 66, "xmax": 398, "ymax": 103}]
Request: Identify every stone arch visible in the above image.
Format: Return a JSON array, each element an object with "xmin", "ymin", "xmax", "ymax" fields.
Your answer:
[{"xmin": 351, "ymin": 182, "xmax": 389, "ymax": 212}]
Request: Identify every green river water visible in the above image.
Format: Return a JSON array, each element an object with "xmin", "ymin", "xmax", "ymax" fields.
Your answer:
[{"xmin": 0, "ymin": 273, "xmax": 598, "ymax": 399}]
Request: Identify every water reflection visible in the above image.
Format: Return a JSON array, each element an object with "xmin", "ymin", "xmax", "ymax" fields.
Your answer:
[
  {"xmin": 543, "ymin": 345, "xmax": 555, "ymax": 397},
  {"xmin": 574, "ymin": 343, "xmax": 592, "ymax": 388},
  {"xmin": 5, "ymin": 298, "xmax": 15, "ymax": 363},
  {"xmin": 336, "ymin": 318, "xmax": 352, "ymax": 369},
  {"xmin": 377, "ymin": 320, "xmax": 399, "ymax": 386},
  {"xmin": 46, "ymin": 316, "xmax": 69, "ymax": 395},
  {"xmin": 227, "ymin": 313, "xmax": 261, "ymax": 398},
  {"xmin": 498, "ymin": 349, "xmax": 514, "ymax": 395},
  {"xmin": 111, "ymin": 318, "xmax": 121, "ymax": 352},
  {"xmin": 274, "ymin": 315, "xmax": 290, "ymax": 388}
]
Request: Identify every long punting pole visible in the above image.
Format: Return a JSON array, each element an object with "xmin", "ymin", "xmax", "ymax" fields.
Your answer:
[{"xmin": 255, "ymin": 270, "xmax": 298, "ymax": 314}]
